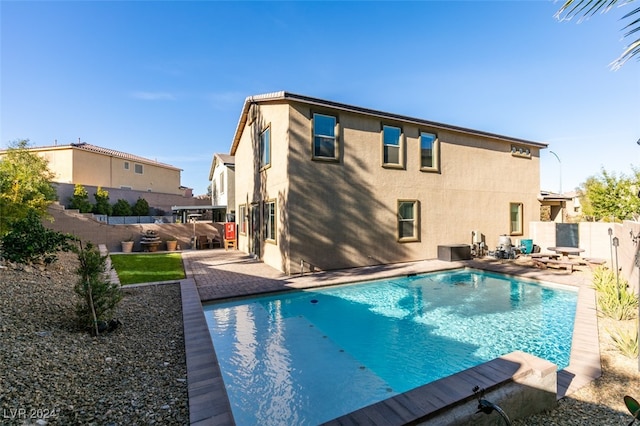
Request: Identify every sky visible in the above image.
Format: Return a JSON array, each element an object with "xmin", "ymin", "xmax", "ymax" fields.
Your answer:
[{"xmin": 1, "ymin": 1, "xmax": 638, "ymax": 197}]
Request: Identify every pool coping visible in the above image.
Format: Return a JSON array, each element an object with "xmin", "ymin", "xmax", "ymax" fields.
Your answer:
[{"xmin": 180, "ymin": 253, "xmax": 600, "ymax": 425}]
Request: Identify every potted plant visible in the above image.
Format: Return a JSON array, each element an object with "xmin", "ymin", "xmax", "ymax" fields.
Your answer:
[
  {"xmin": 121, "ymin": 235, "xmax": 134, "ymax": 253},
  {"xmin": 166, "ymin": 239, "xmax": 178, "ymax": 251}
]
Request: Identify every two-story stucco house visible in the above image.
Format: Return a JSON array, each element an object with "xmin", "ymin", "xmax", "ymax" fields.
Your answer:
[
  {"xmin": 9, "ymin": 141, "xmax": 198, "ymax": 213},
  {"xmin": 230, "ymin": 92, "xmax": 547, "ymax": 274},
  {"xmin": 209, "ymin": 153, "xmax": 236, "ymax": 220}
]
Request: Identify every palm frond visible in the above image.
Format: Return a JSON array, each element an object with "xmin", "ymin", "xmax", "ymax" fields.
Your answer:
[
  {"xmin": 555, "ymin": 0, "xmax": 620, "ymax": 22},
  {"xmin": 557, "ymin": 0, "xmax": 639, "ymax": 69}
]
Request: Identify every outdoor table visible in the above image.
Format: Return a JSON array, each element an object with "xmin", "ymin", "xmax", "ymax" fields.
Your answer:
[{"xmin": 547, "ymin": 246, "xmax": 585, "ymax": 261}]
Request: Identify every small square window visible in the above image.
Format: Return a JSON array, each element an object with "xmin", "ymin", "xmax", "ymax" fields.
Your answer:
[
  {"xmin": 134, "ymin": 164, "xmax": 143, "ymax": 174},
  {"xmin": 124, "ymin": 161, "xmax": 130, "ymax": 170}
]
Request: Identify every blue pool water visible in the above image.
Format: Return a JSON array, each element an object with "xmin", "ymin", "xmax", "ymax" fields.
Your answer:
[{"xmin": 203, "ymin": 269, "xmax": 577, "ymax": 425}]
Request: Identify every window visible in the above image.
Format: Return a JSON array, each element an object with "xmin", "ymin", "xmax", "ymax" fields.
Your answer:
[
  {"xmin": 220, "ymin": 171, "xmax": 225, "ymax": 194},
  {"xmin": 382, "ymin": 125, "xmax": 402, "ymax": 167},
  {"xmin": 239, "ymin": 204, "xmax": 247, "ymax": 234},
  {"xmin": 260, "ymin": 127, "xmax": 271, "ymax": 169},
  {"xmin": 398, "ymin": 200, "xmax": 419, "ymax": 241},
  {"xmin": 134, "ymin": 163, "xmax": 143, "ymax": 174},
  {"xmin": 313, "ymin": 113, "xmax": 338, "ymax": 159},
  {"xmin": 420, "ymin": 132, "xmax": 439, "ymax": 171},
  {"xmin": 510, "ymin": 203, "xmax": 523, "ymax": 235},
  {"xmin": 264, "ymin": 200, "xmax": 276, "ymax": 241},
  {"xmin": 124, "ymin": 161, "xmax": 130, "ymax": 170}
]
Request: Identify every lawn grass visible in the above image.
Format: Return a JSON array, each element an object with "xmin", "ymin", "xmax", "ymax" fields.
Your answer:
[{"xmin": 109, "ymin": 253, "xmax": 185, "ymax": 285}]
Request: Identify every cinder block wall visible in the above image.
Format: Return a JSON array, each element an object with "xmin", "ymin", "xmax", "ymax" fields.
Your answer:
[{"xmin": 43, "ymin": 203, "xmax": 223, "ymax": 253}]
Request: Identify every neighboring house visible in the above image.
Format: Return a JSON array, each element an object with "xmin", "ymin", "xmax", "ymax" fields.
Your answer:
[
  {"xmin": 6, "ymin": 141, "xmax": 198, "ymax": 213},
  {"xmin": 230, "ymin": 91, "xmax": 547, "ymax": 274},
  {"xmin": 208, "ymin": 153, "xmax": 236, "ymax": 221},
  {"xmin": 538, "ymin": 191, "xmax": 582, "ymax": 223}
]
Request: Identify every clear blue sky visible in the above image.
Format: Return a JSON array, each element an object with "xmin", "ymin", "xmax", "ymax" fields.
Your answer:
[{"xmin": 2, "ymin": 1, "xmax": 638, "ymax": 196}]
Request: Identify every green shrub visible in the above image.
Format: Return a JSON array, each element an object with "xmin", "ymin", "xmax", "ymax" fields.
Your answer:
[
  {"xmin": 111, "ymin": 199, "xmax": 132, "ymax": 216},
  {"xmin": 0, "ymin": 209, "xmax": 76, "ymax": 264},
  {"xmin": 608, "ymin": 325, "xmax": 639, "ymax": 358},
  {"xmin": 68, "ymin": 184, "xmax": 93, "ymax": 213},
  {"xmin": 131, "ymin": 197, "xmax": 149, "ymax": 216},
  {"xmin": 92, "ymin": 186, "xmax": 112, "ymax": 215},
  {"xmin": 73, "ymin": 242, "xmax": 122, "ymax": 335},
  {"xmin": 592, "ymin": 266, "xmax": 638, "ymax": 320}
]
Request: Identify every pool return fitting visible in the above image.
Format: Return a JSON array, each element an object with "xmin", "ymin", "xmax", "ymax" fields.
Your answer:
[{"xmin": 472, "ymin": 386, "xmax": 512, "ymax": 425}]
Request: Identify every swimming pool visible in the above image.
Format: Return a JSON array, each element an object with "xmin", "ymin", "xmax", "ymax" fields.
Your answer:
[{"xmin": 203, "ymin": 268, "xmax": 577, "ymax": 425}]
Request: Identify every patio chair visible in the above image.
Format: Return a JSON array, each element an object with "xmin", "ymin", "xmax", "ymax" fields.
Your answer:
[
  {"xmin": 211, "ymin": 234, "xmax": 223, "ymax": 248},
  {"xmin": 197, "ymin": 235, "xmax": 211, "ymax": 249}
]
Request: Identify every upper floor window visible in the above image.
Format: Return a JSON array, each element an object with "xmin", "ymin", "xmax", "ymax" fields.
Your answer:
[
  {"xmin": 510, "ymin": 202, "xmax": 523, "ymax": 236},
  {"xmin": 420, "ymin": 132, "xmax": 439, "ymax": 172},
  {"xmin": 398, "ymin": 200, "xmax": 419, "ymax": 241},
  {"xmin": 382, "ymin": 125, "xmax": 403, "ymax": 167},
  {"xmin": 134, "ymin": 164, "xmax": 143, "ymax": 174},
  {"xmin": 260, "ymin": 127, "xmax": 271, "ymax": 169},
  {"xmin": 219, "ymin": 171, "xmax": 225, "ymax": 194},
  {"xmin": 124, "ymin": 161, "xmax": 130, "ymax": 170},
  {"xmin": 313, "ymin": 113, "xmax": 338, "ymax": 160}
]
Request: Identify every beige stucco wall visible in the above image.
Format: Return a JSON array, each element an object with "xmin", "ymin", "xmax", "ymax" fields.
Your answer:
[
  {"xmin": 235, "ymin": 101, "xmax": 542, "ymax": 274},
  {"xmin": 32, "ymin": 146, "xmax": 182, "ymax": 195},
  {"xmin": 39, "ymin": 147, "xmax": 74, "ymax": 183},
  {"xmin": 235, "ymin": 102, "xmax": 292, "ymax": 272}
]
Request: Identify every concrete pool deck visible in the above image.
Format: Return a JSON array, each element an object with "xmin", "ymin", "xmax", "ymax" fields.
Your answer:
[{"xmin": 180, "ymin": 250, "xmax": 600, "ymax": 425}]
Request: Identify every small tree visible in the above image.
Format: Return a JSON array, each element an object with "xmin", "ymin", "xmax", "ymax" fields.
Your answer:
[
  {"xmin": 68, "ymin": 184, "xmax": 93, "ymax": 213},
  {"xmin": 578, "ymin": 167, "xmax": 640, "ymax": 221},
  {"xmin": 111, "ymin": 199, "xmax": 132, "ymax": 216},
  {"xmin": 0, "ymin": 208, "xmax": 76, "ymax": 264},
  {"xmin": 93, "ymin": 186, "xmax": 112, "ymax": 215},
  {"xmin": 0, "ymin": 139, "xmax": 57, "ymax": 235},
  {"xmin": 131, "ymin": 197, "xmax": 150, "ymax": 216},
  {"xmin": 73, "ymin": 242, "xmax": 122, "ymax": 335}
]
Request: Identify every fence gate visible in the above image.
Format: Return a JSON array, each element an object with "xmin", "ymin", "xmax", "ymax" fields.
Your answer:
[{"xmin": 556, "ymin": 223, "xmax": 579, "ymax": 247}]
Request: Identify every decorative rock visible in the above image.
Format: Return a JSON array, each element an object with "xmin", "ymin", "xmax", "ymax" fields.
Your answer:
[{"xmin": 0, "ymin": 252, "xmax": 188, "ymax": 425}]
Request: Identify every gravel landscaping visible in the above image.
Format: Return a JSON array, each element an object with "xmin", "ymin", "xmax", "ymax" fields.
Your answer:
[
  {"xmin": 1, "ymin": 250, "xmax": 639, "ymax": 425},
  {"xmin": 0, "ymin": 252, "xmax": 188, "ymax": 425}
]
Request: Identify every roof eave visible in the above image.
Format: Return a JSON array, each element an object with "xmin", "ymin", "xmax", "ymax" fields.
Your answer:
[{"xmin": 229, "ymin": 91, "xmax": 549, "ymax": 153}]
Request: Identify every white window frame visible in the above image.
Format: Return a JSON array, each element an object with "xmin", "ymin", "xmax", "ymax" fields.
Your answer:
[
  {"xmin": 382, "ymin": 124, "xmax": 404, "ymax": 168},
  {"xmin": 420, "ymin": 131, "xmax": 439, "ymax": 172},
  {"xmin": 264, "ymin": 200, "xmax": 276, "ymax": 242},
  {"xmin": 397, "ymin": 200, "xmax": 419, "ymax": 242},
  {"xmin": 260, "ymin": 126, "xmax": 271, "ymax": 169},
  {"xmin": 239, "ymin": 204, "xmax": 247, "ymax": 235},
  {"xmin": 510, "ymin": 202, "xmax": 523, "ymax": 236}
]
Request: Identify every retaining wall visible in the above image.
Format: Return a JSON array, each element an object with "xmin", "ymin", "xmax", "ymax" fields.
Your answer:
[{"xmin": 44, "ymin": 203, "xmax": 222, "ymax": 253}]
